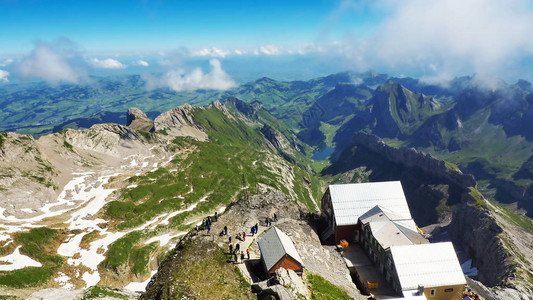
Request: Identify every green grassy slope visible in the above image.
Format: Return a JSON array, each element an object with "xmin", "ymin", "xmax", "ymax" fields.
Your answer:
[{"xmin": 99, "ymin": 104, "xmax": 323, "ymax": 280}]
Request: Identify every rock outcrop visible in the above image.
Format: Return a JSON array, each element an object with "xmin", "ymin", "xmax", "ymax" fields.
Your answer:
[
  {"xmin": 126, "ymin": 107, "xmax": 154, "ymax": 132},
  {"xmin": 224, "ymin": 96, "xmax": 263, "ymax": 119},
  {"xmin": 153, "ymin": 104, "xmax": 207, "ymax": 141},
  {"xmin": 143, "ymin": 192, "xmax": 363, "ymax": 299},
  {"xmin": 351, "ymin": 132, "xmax": 477, "ymax": 189},
  {"xmin": 449, "ymin": 203, "xmax": 511, "ymax": 287}
]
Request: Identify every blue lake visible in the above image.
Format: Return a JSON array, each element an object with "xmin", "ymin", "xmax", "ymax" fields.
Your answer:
[{"xmin": 311, "ymin": 146, "xmax": 335, "ymax": 160}]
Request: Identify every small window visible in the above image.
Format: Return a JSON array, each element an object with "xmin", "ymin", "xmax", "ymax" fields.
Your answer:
[
  {"xmin": 444, "ymin": 288, "xmax": 454, "ymax": 293},
  {"xmin": 430, "ymin": 289, "xmax": 436, "ymax": 297}
]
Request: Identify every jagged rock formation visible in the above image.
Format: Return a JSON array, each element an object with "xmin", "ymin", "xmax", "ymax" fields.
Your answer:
[
  {"xmin": 351, "ymin": 132, "xmax": 477, "ymax": 188},
  {"xmin": 0, "ymin": 132, "xmax": 58, "ymax": 217},
  {"xmin": 127, "ymin": 107, "xmax": 154, "ymax": 132},
  {"xmin": 449, "ymin": 203, "xmax": 511, "ymax": 286},
  {"xmin": 153, "ymin": 104, "xmax": 207, "ymax": 141},
  {"xmin": 224, "ymin": 96, "xmax": 263, "ymax": 119}
]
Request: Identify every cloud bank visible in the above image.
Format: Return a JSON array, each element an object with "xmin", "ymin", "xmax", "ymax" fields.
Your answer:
[
  {"xmin": 0, "ymin": 70, "xmax": 9, "ymax": 82},
  {"xmin": 339, "ymin": 0, "xmax": 533, "ymax": 81},
  {"xmin": 15, "ymin": 40, "xmax": 84, "ymax": 83},
  {"xmin": 145, "ymin": 59, "xmax": 237, "ymax": 92},
  {"xmin": 88, "ymin": 58, "xmax": 126, "ymax": 69}
]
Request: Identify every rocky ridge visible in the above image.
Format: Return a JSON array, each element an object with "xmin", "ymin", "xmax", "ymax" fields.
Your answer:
[
  {"xmin": 351, "ymin": 131, "xmax": 477, "ymax": 188},
  {"xmin": 153, "ymin": 104, "xmax": 207, "ymax": 141},
  {"xmin": 143, "ymin": 192, "xmax": 363, "ymax": 299},
  {"xmin": 126, "ymin": 107, "xmax": 154, "ymax": 132}
]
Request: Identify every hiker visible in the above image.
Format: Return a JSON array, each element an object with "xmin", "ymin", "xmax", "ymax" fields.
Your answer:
[
  {"xmin": 219, "ymin": 229, "xmax": 224, "ymax": 236},
  {"xmin": 274, "ymin": 213, "xmax": 277, "ymax": 222},
  {"xmin": 246, "ymin": 248, "xmax": 250, "ymax": 260},
  {"xmin": 195, "ymin": 225, "xmax": 199, "ymax": 232},
  {"xmin": 224, "ymin": 225, "xmax": 228, "ymax": 235},
  {"xmin": 228, "ymin": 235, "xmax": 232, "ymax": 243},
  {"xmin": 236, "ymin": 243, "xmax": 240, "ymax": 252},
  {"xmin": 265, "ymin": 217, "xmax": 269, "ymax": 226},
  {"xmin": 202, "ymin": 219, "xmax": 206, "ymax": 227},
  {"xmin": 243, "ymin": 231, "xmax": 246, "ymax": 241},
  {"xmin": 237, "ymin": 232, "xmax": 241, "ymax": 241},
  {"xmin": 206, "ymin": 224, "xmax": 211, "ymax": 234},
  {"xmin": 254, "ymin": 223, "xmax": 258, "ymax": 232},
  {"xmin": 234, "ymin": 253, "xmax": 238, "ymax": 263},
  {"xmin": 229, "ymin": 243, "xmax": 233, "ymax": 254},
  {"xmin": 214, "ymin": 211, "xmax": 218, "ymax": 221},
  {"xmin": 251, "ymin": 226, "xmax": 256, "ymax": 236},
  {"xmin": 240, "ymin": 251, "xmax": 245, "ymax": 262}
]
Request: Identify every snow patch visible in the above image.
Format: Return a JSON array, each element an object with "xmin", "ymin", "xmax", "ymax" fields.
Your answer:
[
  {"xmin": 461, "ymin": 259, "xmax": 478, "ymax": 277},
  {"xmin": 159, "ymin": 196, "xmax": 207, "ymax": 226},
  {"xmin": 0, "ymin": 246, "xmax": 42, "ymax": 271},
  {"xmin": 123, "ymin": 270, "xmax": 157, "ymax": 292},
  {"xmin": 54, "ymin": 272, "xmax": 74, "ymax": 289},
  {"xmin": 144, "ymin": 232, "xmax": 186, "ymax": 247}
]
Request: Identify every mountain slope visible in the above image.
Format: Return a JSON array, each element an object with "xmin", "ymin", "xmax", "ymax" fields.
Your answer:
[{"xmin": 0, "ymin": 99, "xmax": 324, "ymax": 297}]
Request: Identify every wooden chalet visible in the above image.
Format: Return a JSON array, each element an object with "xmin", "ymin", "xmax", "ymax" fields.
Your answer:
[{"xmin": 257, "ymin": 227, "xmax": 304, "ymax": 275}]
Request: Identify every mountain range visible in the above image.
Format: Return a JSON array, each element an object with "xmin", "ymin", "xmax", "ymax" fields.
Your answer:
[{"xmin": 0, "ymin": 72, "xmax": 533, "ymax": 298}]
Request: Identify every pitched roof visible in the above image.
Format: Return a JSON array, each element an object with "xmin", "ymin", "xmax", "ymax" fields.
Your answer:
[
  {"xmin": 390, "ymin": 242, "xmax": 466, "ymax": 290},
  {"xmin": 329, "ymin": 181, "xmax": 413, "ymax": 226},
  {"xmin": 360, "ymin": 205, "xmax": 427, "ymax": 249},
  {"xmin": 257, "ymin": 227, "xmax": 303, "ymax": 272}
]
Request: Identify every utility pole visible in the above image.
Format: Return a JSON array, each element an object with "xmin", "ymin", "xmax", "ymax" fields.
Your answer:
[{"xmin": 242, "ymin": 172, "xmax": 248, "ymax": 200}]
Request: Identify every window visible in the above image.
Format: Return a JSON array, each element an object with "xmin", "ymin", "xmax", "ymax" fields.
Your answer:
[
  {"xmin": 430, "ymin": 289, "xmax": 436, "ymax": 297},
  {"xmin": 444, "ymin": 288, "xmax": 454, "ymax": 293}
]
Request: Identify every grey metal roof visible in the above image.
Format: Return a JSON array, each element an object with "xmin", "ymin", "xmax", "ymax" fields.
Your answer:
[
  {"xmin": 329, "ymin": 181, "xmax": 413, "ymax": 226},
  {"xmin": 257, "ymin": 227, "xmax": 303, "ymax": 272},
  {"xmin": 362, "ymin": 206, "xmax": 428, "ymax": 249},
  {"xmin": 390, "ymin": 242, "xmax": 466, "ymax": 290}
]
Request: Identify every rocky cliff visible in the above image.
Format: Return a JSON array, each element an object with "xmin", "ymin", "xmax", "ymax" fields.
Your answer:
[
  {"xmin": 351, "ymin": 132, "xmax": 477, "ymax": 189},
  {"xmin": 127, "ymin": 107, "xmax": 154, "ymax": 132},
  {"xmin": 449, "ymin": 203, "xmax": 511, "ymax": 287},
  {"xmin": 153, "ymin": 104, "xmax": 207, "ymax": 141}
]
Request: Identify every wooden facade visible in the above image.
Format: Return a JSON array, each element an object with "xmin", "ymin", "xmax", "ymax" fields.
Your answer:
[{"xmin": 267, "ymin": 254, "xmax": 303, "ymax": 275}]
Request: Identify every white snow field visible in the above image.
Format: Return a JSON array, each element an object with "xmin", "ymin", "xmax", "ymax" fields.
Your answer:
[{"xmin": 0, "ymin": 152, "xmax": 202, "ymax": 291}]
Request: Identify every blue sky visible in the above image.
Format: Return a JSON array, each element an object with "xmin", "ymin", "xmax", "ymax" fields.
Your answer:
[
  {"xmin": 1, "ymin": 0, "xmax": 533, "ymax": 87},
  {"xmin": 1, "ymin": 0, "xmax": 374, "ymax": 53}
]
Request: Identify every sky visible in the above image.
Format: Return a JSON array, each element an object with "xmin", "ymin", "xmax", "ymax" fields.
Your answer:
[{"xmin": 1, "ymin": 0, "xmax": 533, "ymax": 89}]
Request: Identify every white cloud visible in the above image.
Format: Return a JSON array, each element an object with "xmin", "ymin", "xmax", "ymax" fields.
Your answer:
[
  {"xmin": 135, "ymin": 59, "xmax": 149, "ymax": 67},
  {"xmin": 88, "ymin": 58, "xmax": 126, "ymax": 69},
  {"xmin": 340, "ymin": 0, "xmax": 533, "ymax": 80},
  {"xmin": 257, "ymin": 45, "xmax": 281, "ymax": 56},
  {"xmin": 144, "ymin": 59, "xmax": 237, "ymax": 92},
  {"xmin": 0, "ymin": 70, "xmax": 9, "ymax": 82},
  {"xmin": 193, "ymin": 47, "xmax": 230, "ymax": 58},
  {"xmin": 0, "ymin": 59, "xmax": 13, "ymax": 67},
  {"xmin": 15, "ymin": 40, "xmax": 83, "ymax": 83}
]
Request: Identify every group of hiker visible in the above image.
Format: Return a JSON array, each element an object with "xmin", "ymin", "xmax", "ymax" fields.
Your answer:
[
  {"xmin": 229, "ymin": 242, "xmax": 250, "ymax": 263},
  {"xmin": 227, "ymin": 223, "xmax": 259, "ymax": 264},
  {"xmin": 194, "ymin": 211, "xmax": 219, "ymax": 234},
  {"xmin": 194, "ymin": 210, "xmax": 281, "ymax": 264}
]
